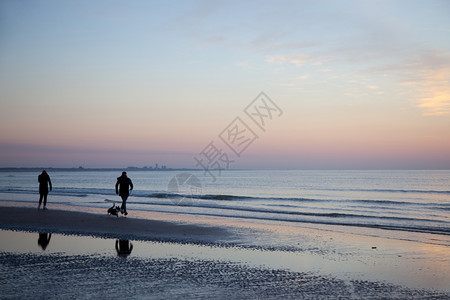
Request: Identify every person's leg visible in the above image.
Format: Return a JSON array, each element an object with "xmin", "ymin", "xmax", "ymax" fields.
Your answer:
[
  {"xmin": 38, "ymin": 194, "xmax": 43, "ymax": 209},
  {"xmin": 121, "ymin": 195, "xmax": 128, "ymax": 214},
  {"xmin": 43, "ymin": 193, "xmax": 48, "ymax": 209}
]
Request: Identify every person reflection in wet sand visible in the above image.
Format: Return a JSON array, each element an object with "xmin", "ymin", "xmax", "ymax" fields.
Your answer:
[
  {"xmin": 38, "ymin": 233, "xmax": 52, "ymax": 251},
  {"xmin": 115, "ymin": 240, "xmax": 133, "ymax": 258}
]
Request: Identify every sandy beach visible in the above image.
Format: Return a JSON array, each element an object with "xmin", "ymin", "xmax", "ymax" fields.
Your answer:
[{"xmin": 1, "ymin": 205, "xmax": 449, "ymax": 299}]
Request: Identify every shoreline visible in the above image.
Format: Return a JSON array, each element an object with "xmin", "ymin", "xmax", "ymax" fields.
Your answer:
[
  {"xmin": 1, "ymin": 205, "xmax": 449, "ymax": 297},
  {"xmin": 0, "ymin": 206, "xmax": 231, "ymax": 244}
]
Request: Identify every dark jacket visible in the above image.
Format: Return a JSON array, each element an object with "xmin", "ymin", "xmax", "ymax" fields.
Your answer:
[
  {"xmin": 115, "ymin": 175, "xmax": 133, "ymax": 196},
  {"xmin": 38, "ymin": 172, "xmax": 52, "ymax": 194}
]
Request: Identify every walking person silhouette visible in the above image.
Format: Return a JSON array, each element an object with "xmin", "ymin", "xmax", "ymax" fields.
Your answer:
[
  {"xmin": 115, "ymin": 171, "xmax": 133, "ymax": 215},
  {"xmin": 38, "ymin": 170, "xmax": 52, "ymax": 210}
]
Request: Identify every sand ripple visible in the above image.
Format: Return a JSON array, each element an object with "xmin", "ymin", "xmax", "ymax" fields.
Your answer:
[{"xmin": 1, "ymin": 252, "xmax": 448, "ymax": 299}]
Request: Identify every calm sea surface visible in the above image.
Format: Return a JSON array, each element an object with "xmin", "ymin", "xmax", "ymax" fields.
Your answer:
[{"xmin": 1, "ymin": 170, "xmax": 449, "ymax": 242}]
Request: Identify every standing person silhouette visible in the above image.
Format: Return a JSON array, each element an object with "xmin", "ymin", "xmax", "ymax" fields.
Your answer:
[
  {"xmin": 115, "ymin": 171, "xmax": 133, "ymax": 215},
  {"xmin": 38, "ymin": 170, "xmax": 52, "ymax": 210}
]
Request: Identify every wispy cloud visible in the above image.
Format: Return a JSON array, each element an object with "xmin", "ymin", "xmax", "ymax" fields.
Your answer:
[
  {"xmin": 265, "ymin": 54, "xmax": 311, "ymax": 66},
  {"xmin": 297, "ymin": 74, "xmax": 310, "ymax": 80},
  {"xmin": 416, "ymin": 69, "xmax": 450, "ymax": 116},
  {"xmin": 236, "ymin": 61, "xmax": 249, "ymax": 68},
  {"xmin": 265, "ymin": 53, "xmax": 332, "ymax": 67},
  {"xmin": 365, "ymin": 49, "xmax": 450, "ymax": 116},
  {"xmin": 400, "ymin": 50, "xmax": 450, "ymax": 116}
]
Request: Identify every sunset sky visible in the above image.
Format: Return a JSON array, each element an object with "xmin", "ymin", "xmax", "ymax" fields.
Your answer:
[{"xmin": 1, "ymin": 0, "xmax": 449, "ymax": 169}]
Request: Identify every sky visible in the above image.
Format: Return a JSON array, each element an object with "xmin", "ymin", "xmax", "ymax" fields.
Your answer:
[{"xmin": 1, "ymin": 0, "xmax": 449, "ymax": 169}]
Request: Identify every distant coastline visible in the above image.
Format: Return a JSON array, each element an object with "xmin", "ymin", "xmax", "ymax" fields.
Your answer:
[
  {"xmin": 0, "ymin": 167, "xmax": 200, "ymax": 172},
  {"xmin": 1, "ymin": 167, "xmax": 449, "ymax": 172}
]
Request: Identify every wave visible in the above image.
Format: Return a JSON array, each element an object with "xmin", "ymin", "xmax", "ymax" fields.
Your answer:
[
  {"xmin": 104, "ymin": 198, "xmax": 449, "ymax": 224},
  {"xmin": 2, "ymin": 187, "xmax": 449, "ymax": 210},
  {"xmin": 0, "ymin": 187, "xmax": 112, "ymax": 197},
  {"xmin": 153, "ymin": 193, "xmax": 450, "ymax": 210},
  {"xmin": 103, "ymin": 198, "xmax": 450, "ymax": 236},
  {"xmin": 319, "ymin": 187, "xmax": 450, "ymax": 195},
  {"xmin": 2, "ymin": 186, "xmax": 448, "ymax": 236},
  {"xmin": 148, "ymin": 193, "xmax": 449, "ymax": 207}
]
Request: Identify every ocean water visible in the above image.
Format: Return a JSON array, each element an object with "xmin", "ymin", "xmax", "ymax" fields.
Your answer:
[{"xmin": 1, "ymin": 170, "xmax": 449, "ymax": 243}]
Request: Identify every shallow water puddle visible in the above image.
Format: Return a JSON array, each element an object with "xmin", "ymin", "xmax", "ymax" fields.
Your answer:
[{"xmin": 0, "ymin": 229, "xmax": 448, "ymax": 292}]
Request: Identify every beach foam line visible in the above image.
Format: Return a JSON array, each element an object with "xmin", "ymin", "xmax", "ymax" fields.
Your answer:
[{"xmin": 0, "ymin": 206, "xmax": 230, "ymax": 243}]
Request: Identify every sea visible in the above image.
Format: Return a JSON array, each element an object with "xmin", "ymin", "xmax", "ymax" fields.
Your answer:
[{"xmin": 1, "ymin": 169, "xmax": 449, "ymax": 245}]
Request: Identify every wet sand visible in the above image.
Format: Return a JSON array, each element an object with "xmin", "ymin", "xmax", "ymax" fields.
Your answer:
[
  {"xmin": 1, "ymin": 206, "xmax": 449, "ymax": 299},
  {"xmin": 2, "ymin": 250, "xmax": 447, "ymax": 299},
  {"xmin": 0, "ymin": 206, "xmax": 230, "ymax": 244}
]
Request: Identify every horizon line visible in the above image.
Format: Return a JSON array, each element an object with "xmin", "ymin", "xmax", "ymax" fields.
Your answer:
[{"xmin": 1, "ymin": 167, "xmax": 449, "ymax": 172}]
